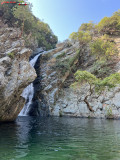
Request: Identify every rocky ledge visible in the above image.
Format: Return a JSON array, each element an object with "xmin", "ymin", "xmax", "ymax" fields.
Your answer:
[{"xmin": 0, "ymin": 19, "xmax": 36, "ymax": 121}]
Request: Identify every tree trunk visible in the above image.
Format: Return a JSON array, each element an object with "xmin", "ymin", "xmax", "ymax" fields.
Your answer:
[
  {"xmin": 19, "ymin": 20, "xmax": 24, "ymax": 38},
  {"xmin": 84, "ymin": 95, "xmax": 94, "ymax": 112},
  {"xmin": 84, "ymin": 84, "xmax": 94, "ymax": 112}
]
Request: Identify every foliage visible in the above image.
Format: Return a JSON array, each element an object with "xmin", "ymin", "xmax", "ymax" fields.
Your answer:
[
  {"xmin": 55, "ymin": 60, "xmax": 70, "ymax": 76},
  {"xmin": 71, "ymin": 70, "xmax": 120, "ymax": 93},
  {"xmin": 55, "ymin": 50, "xmax": 80, "ymax": 76},
  {"xmin": 7, "ymin": 52, "xmax": 14, "ymax": 59},
  {"xmin": 0, "ymin": 0, "xmax": 20, "ymax": 25},
  {"xmin": 56, "ymin": 52, "xmax": 66, "ymax": 59},
  {"xmin": 68, "ymin": 50, "xmax": 80, "ymax": 66},
  {"xmin": 69, "ymin": 32, "xmax": 78, "ymax": 41},
  {"xmin": 71, "ymin": 70, "xmax": 98, "ymax": 88},
  {"xmin": 106, "ymin": 107, "xmax": 113, "ymax": 118},
  {"xmin": 12, "ymin": 4, "xmax": 32, "ymax": 23},
  {"xmin": 69, "ymin": 31, "xmax": 92, "ymax": 45},
  {"xmin": 0, "ymin": 0, "xmax": 58, "ymax": 50},
  {"xmin": 101, "ymin": 34, "xmax": 110, "ymax": 41},
  {"xmin": 90, "ymin": 60, "xmax": 111, "ymax": 78},
  {"xmin": 96, "ymin": 10, "xmax": 120, "ymax": 34},
  {"xmin": 95, "ymin": 73, "xmax": 120, "ymax": 92},
  {"xmin": 113, "ymin": 9, "xmax": 120, "ymax": 16},
  {"xmin": 78, "ymin": 21, "xmax": 95, "ymax": 32},
  {"xmin": 90, "ymin": 38, "xmax": 118, "ymax": 60}
]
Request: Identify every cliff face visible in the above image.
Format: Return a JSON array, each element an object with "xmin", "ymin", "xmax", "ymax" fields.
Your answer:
[
  {"xmin": 0, "ymin": 19, "xmax": 36, "ymax": 121},
  {"xmin": 39, "ymin": 37, "xmax": 120, "ymax": 119}
]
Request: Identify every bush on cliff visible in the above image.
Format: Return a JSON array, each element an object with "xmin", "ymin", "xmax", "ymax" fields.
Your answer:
[
  {"xmin": 96, "ymin": 10, "xmax": 120, "ymax": 35},
  {"xmin": 69, "ymin": 31, "xmax": 92, "ymax": 45},
  {"xmin": 0, "ymin": 0, "xmax": 58, "ymax": 50},
  {"xmin": 90, "ymin": 60, "xmax": 111, "ymax": 78},
  {"xmin": 78, "ymin": 21, "xmax": 95, "ymax": 33},
  {"xmin": 55, "ymin": 60, "xmax": 70, "ymax": 76},
  {"xmin": 90, "ymin": 38, "xmax": 118, "ymax": 60},
  {"xmin": 55, "ymin": 49, "xmax": 81, "ymax": 76}
]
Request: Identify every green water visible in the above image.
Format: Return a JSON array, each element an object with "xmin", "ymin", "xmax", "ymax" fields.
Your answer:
[{"xmin": 0, "ymin": 117, "xmax": 120, "ymax": 160}]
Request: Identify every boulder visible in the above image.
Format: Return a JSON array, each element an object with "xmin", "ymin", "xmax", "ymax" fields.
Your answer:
[{"xmin": 0, "ymin": 20, "xmax": 36, "ymax": 121}]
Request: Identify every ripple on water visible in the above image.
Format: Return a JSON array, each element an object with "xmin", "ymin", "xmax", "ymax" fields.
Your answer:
[{"xmin": 0, "ymin": 117, "xmax": 120, "ymax": 160}]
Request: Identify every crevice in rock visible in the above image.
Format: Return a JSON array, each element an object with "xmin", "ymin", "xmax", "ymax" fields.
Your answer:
[{"xmin": 28, "ymin": 53, "xmax": 49, "ymax": 117}]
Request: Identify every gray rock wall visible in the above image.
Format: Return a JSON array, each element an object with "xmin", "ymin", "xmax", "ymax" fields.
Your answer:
[
  {"xmin": 51, "ymin": 86, "xmax": 120, "ymax": 119},
  {"xmin": 40, "ymin": 40, "xmax": 120, "ymax": 119},
  {"xmin": 0, "ymin": 19, "xmax": 36, "ymax": 121}
]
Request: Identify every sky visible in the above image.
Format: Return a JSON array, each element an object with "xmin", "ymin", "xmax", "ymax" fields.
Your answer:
[{"xmin": 29, "ymin": 0, "xmax": 120, "ymax": 42}]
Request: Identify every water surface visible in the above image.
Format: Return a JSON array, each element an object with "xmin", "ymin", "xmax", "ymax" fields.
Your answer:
[{"xmin": 0, "ymin": 117, "xmax": 120, "ymax": 160}]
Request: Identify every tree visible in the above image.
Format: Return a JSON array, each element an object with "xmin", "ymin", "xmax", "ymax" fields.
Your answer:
[
  {"xmin": 0, "ymin": 0, "xmax": 58, "ymax": 50},
  {"xmin": 69, "ymin": 32, "xmax": 78, "ymax": 41},
  {"xmin": 90, "ymin": 38, "xmax": 118, "ymax": 60},
  {"xmin": 69, "ymin": 31, "xmax": 92, "ymax": 45},
  {"xmin": 78, "ymin": 21, "xmax": 95, "ymax": 33},
  {"xmin": 96, "ymin": 10, "xmax": 120, "ymax": 35},
  {"xmin": 12, "ymin": 2, "xmax": 33, "ymax": 37},
  {"xmin": 71, "ymin": 70, "xmax": 120, "ymax": 112},
  {"xmin": 113, "ymin": 9, "xmax": 120, "ymax": 16},
  {"xmin": 0, "ymin": 0, "xmax": 20, "ymax": 25}
]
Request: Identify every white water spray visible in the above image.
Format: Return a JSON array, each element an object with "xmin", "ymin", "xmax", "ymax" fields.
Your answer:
[{"xmin": 19, "ymin": 53, "xmax": 41, "ymax": 116}]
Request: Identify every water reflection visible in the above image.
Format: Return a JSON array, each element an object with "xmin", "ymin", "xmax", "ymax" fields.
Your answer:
[{"xmin": 0, "ymin": 117, "xmax": 120, "ymax": 160}]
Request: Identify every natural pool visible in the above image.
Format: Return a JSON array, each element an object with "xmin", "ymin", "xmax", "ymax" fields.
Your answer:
[{"xmin": 0, "ymin": 117, "xmax": 120, "ymax": 160}]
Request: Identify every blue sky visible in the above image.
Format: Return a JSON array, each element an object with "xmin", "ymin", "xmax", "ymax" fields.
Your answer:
[{"xmin": 29, "ymin": 0, "xmax": 120, "ymax": 41}]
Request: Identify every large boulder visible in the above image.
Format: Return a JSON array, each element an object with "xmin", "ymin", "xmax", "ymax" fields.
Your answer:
[{"xmin": 0, "ymin": 20, "xmax": 36, "ymax": 121}]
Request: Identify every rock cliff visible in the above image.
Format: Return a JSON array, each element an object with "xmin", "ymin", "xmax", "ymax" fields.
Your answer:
[
  {"xmin": 0, "ymin": 19, "xmax": 36, "ymax": 121},
  {"xmin": 38, "ymin": 37, "xmax": 120, "ymax": 119}
]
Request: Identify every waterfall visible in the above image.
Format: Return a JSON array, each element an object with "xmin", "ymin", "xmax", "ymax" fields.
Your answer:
[{"xmin": 19, "ymin": 53, "xmax": 42, "ymax": 116}]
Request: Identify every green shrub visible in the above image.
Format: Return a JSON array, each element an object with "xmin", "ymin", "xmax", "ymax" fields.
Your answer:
[
  {"xmin": 69, "ymin": 54, "xmax": 78, "ymax": 66},
  {"xmin": 8, "ymin": 52, "xmax": 15, "ymax": 59},
  {"xmin": 0, "ymin": 0, "xmax": 58, "ymax": 50},
  {"xmin": 106, "ymin": 107, "xmax": 113, "ymax": 118},
  {"xmin": 71, "ymin": 70, "xmax": 120, "ymax": 92},
  {"xmin": 68, "ymin": 49, "xmax": 80, "ymax": 66},
  {"xmin": 90, "ymin": 38, "xmax": 118, "ymax": 60},
  {"xmin": 69, "ymin": 31, "xmax": 92, "ymax": 45},
  {"xmin": 78, "ymin": 21, "xmax": 95, "ymax": 32},
  {"xmin": 55, "ymin": 60, "xmax": 70, "ymax": 76},
  {"xmin": 55, "ymin": 50, "xmax": 80, "ymax": 76},
  {"xmin": 96, "ymin": 73, "xmax": 120, "ymax": 91},
  {"xmin": 90, "ymin": 60, "xmax": 111, "ymax": 78},
  {"xmin": 56, "ymin": 52, "xmax": 66, "ymax": 59},
  {"xmin": 96, "ymin": 10, "xmax": 120, "ymax": 34}
]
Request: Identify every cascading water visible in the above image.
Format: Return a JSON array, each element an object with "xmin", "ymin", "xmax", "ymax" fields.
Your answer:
[{"xmin": 19, "ymin": 53, "xmax": 42, "ymax": 116}]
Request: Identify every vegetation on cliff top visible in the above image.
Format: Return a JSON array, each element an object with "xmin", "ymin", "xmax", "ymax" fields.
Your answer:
[
  {"xmin": 0, "ymin": 0, "xmax": 58, "ymax": 50},
  {"xmin": 97, "ymin": 10, "xmax": 120, "ymax": 35},
  {"xmin": 68, "ymin": 10, "xmax": 120, "ymax": 78}
]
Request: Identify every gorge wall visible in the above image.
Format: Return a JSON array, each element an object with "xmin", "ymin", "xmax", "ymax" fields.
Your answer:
[
  {"xmin": 0, "ymin": 19, "xmax": 36, "ymax": 121},
  {"xmin": 1, "ymin": 19, "xmax": 120, "ymax": 121},
  {"xmin": 38, "ymin": 38, "xmax": 120, "ymax": 119}
]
